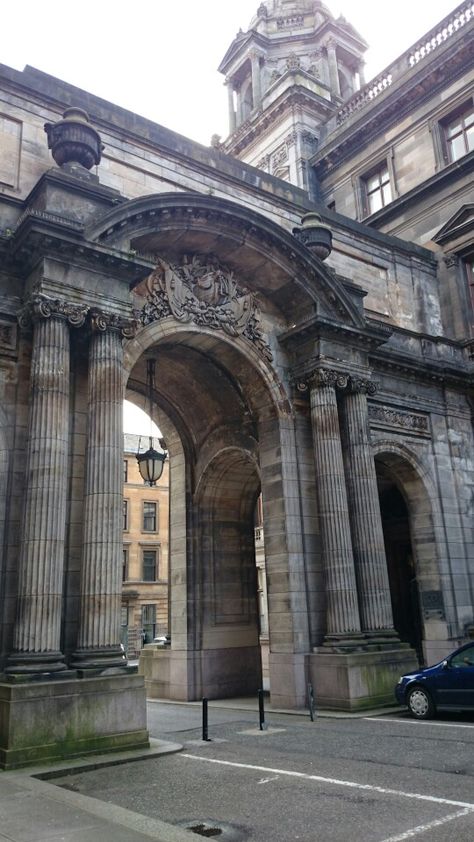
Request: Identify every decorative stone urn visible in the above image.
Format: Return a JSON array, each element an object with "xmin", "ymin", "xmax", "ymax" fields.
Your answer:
[
  {"xmin": 293, "ymin": 212, "xmax": 332, "ymax": 260},
  {"xmin": 44, "ymin": 107, "xmax": 104, "ymax": 169}
]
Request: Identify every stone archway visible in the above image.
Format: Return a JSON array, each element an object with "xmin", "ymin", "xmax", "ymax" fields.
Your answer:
[
  {"xmin": 124, "ymin": 319, "xmax": 310, "ymax": 706},
  {"xmin": 374, "ymin": 443, "xmax": 447, "ymax": 666}
]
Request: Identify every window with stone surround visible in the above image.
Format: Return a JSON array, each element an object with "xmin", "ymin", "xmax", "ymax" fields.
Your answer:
[
  {"xmin": 432, "ymin": 100, "xmax": 474, "ymax": 169},
  {"xmin": 122, "ymin": 547, "xmax": 129, "ymax": 582},
  {"xmin": 142, "ymin": 501, "xmax": 158, "ymax": 532},
  {"xmin": 123, "ymin": 459, "xmax": 128, "ymax": 483},
  {"xmin": 442, "ymin": 102, "xmax": 474, "ymax": 163},
  {"xmin": 142, "ymin": 548, "xmax": 158, "ymax": 582},
  {"xmin": 142, "ymin": 604, "xmax": 157, "ymax": 643},
  {"xmin": 362, "ymin": 163, "xmax": 393, "ymax": 215}
]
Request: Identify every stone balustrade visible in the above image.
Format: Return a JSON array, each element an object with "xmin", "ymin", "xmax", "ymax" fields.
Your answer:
[{"xmin": 336, "ymin": 1, "xmax": 473, "ymax": 126}]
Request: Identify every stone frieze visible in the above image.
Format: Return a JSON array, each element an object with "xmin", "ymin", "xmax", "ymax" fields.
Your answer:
[{"xmin": 368, "ymin": 404, "xmax": 429, "ymax": 433}]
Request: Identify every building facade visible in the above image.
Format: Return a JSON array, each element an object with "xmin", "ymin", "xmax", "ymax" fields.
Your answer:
[{"xmin": 0, "ymin": 1, "xmax": 472, "ymax": 767}]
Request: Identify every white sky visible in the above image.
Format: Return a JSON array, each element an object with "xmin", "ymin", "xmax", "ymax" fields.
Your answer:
[
  {"xmin": 123, "ymin": 400, "xmax": 161, "ymax": 436},
  {"xmin": 2, "ymin": 0, "xmax": 459, "ymax": 146}
]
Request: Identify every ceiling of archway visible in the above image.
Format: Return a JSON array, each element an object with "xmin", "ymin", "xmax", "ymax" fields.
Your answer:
[{"xmin": 129, "ymin": 337, "xmax": 264, "ymax": 467}]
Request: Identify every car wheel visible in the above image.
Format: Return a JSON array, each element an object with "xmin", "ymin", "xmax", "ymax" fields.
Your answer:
[{"xmin": 407, "ymin": 686, "xmax": 435, "ymax": 720}]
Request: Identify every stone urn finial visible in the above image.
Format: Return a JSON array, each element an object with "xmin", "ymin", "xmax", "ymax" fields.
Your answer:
[
  {"xmin": 44, "ymin": 107, "xmax": 104, "ymax": 170},
  {"xmin": 293, "ymin": 212, "xmax": 332, "ymax": 260}
]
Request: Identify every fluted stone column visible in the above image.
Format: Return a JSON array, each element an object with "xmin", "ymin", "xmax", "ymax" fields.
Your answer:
[
  {"xmin": 72, "ymin": 312, "xmax": 135, "ymax": 669},
  {"xmin": 327, "ymin": 40, "xmax": 341, "ymax": 98},
  {"xmin": 309, "ymin": 370, "xmax": 362, "ymax": 643},
  {"xmin": 226, "ymin": 79, "xmax": 236, "ymax": 133},
  {"xmin": 7, "ymin": 295, "xmax": 87, "ymax": 673},
  {"xmin": 251, "ymin": 51, "xmax": 262, "ymax": 109},
  {"xmin": 340, "ymin": 379, "xmax": 397, "ymax": 637}
]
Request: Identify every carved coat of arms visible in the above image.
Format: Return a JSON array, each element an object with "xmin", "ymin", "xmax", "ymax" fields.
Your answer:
[{"xmin": 140, "ymin": 255, "xmax": 273, "ymax": 361}]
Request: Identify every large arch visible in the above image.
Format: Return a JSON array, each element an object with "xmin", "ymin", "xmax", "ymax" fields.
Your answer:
[
  {"xmin": 126, "ymin": 319, "xmax": 311, "ymax": 706},
  {"xmin": 87, "ymin": 192, "xmax": 366, "ymax": 330}
]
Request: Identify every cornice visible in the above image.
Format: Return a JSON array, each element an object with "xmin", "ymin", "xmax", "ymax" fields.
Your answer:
[
  {"xmin": 4, "ymin": 211, "xmax": 154, "ymax": 284},
  {"xmin": 279, "ymin": 311, "xmax": 392, "ymax": 353}
]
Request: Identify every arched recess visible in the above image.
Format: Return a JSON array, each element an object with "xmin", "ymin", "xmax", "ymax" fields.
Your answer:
[
  {"xmin": 373, "ymin": 442, "xmax": 449, "ymax": 665},
  {"xmin": 194, "ymin": 446, "xmax": 261, "ymax": 698},
  {"xmin": 123, "ymin": 320, "xmax": 311, "ymax": 706}
]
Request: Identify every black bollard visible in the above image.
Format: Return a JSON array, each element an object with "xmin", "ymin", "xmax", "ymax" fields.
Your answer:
[
  {"xmin": 307, "ymin": 682, "xmax": 316, "ymax": 722},
  {"xmin": 258, "ymin": 689, "xmax": 266, "ymax": 731},
  {"xmin": 202, "ymin": 697, "xmax": 211, "ymax": 741}
]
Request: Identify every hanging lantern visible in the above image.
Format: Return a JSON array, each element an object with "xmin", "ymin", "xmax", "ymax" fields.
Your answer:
[{"xmin": 136, "ymin": 359, "xmax": 167, "ymax": 485}]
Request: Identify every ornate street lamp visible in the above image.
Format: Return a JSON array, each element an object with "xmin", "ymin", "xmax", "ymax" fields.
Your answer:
[{"xmin": 136, "ymin": 359, "xmax": 167, "ymax": 485}]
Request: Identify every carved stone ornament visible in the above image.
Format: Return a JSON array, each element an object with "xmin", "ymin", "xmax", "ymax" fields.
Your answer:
[
  {"xmin": 308, "ymin": 368, "xmax": 377, "ymax": 394},
  {"xmin": 18, "ymin": 294, "xmax": 89, "ymax": 330},
  {"xmin": 140, "ymin": 255, "xmax": 273, "ymax": 361},
  {"xmin": 368, "ymin": 404, "xmax": 429, "ymax": 433},
  {"xmin": 90, "ymin": 309, "xmax": 138, "ymax": 338}
]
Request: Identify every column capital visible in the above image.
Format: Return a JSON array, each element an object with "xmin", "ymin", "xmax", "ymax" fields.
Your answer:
[
  {"xmin": 347, "ymin": 376, "xmax": 377, "ymax": 396},
  {"xmin": 302, "ymin": 367, "xmax": 377, "ymax": 395},
  {"xmin": 18, "ymin": 293, "xmax": 89, "ymax": 330},
  {"xmin": 89, "ymin": 309, "xmax": 138, "ymax": 338}
]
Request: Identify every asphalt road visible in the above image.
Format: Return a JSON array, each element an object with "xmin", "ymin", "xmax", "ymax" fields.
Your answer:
[{"xmin": 54, "ymin": 702, "xmax": 474, "ymax": 842}]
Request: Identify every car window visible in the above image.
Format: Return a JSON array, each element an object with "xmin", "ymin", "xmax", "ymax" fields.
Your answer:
[{"xmin": 451, "ymin": 645, "xmax": 474, "ymax": 668}]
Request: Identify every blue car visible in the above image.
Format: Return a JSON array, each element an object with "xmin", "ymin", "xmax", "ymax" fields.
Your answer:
[{"xmin": 395, "ymin": 641, "xmax": 474, "ymax": 719}]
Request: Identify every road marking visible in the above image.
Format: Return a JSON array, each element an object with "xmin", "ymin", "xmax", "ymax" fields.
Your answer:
[
  {"xmin": 181, "ymin": 754, "xmax": 474, "ymax": 809},
  {"xmin": 365, "ymin": 717, "xmax": 474, "ymax": 730},
  {"xmin": 379, "ymin": 808, "xmax": 474, "ymax": 841},
  {"xmin": 257, "ymin": 776, "xmax": 279, "ymax": 785}
]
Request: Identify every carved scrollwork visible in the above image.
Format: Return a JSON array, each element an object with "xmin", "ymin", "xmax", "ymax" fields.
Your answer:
[
  {"xmin": 347, "ymin": 377, "xmax": 377, "ymax": 396},
  {"xmin": 90, "ymin": 309, "xmax": 138, "ymax": 338},
  {"xmin": 18, "ymin": 294, "xmax": 89, "ymax": 330},
  {"xmin": 139, "ymin": 255, "xmax": 273, "ymax": 361}
]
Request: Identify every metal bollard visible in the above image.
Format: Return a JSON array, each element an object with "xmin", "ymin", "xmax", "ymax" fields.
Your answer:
[
  {"xmin": 307, "ymin": 682, "xmax": 316, "ymax": 721},
  {"xmin": 202, "ymin": 697, "xmax": 211, "ymax": 741},
  {"xmin": 258, "ymin": 689, "xmax": 267, "ymax": 731}
]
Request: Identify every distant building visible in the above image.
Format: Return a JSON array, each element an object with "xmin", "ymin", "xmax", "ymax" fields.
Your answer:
[{"xmin": 122, "ymin": 434, "xmax": 169, "ymax": 657}]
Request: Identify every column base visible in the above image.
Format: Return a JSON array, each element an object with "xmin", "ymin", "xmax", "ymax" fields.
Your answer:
[
  {"xmin": 5, "ymin": 651, "xmax": 67, "ymax": 675},
  {"xmin": 70, "ymin": 646, "xmax": 127, "ymax": 673},
  {"xmin": 0, "ymin": 673, "xmax": 149, "ymax": 770},
  {"xmin": 309, "ymin": 646, "xmax": 419, "ymax": 711},
  {"xmin": 321, "ymin": 630, "xmax": 405, "ymax": 654}
]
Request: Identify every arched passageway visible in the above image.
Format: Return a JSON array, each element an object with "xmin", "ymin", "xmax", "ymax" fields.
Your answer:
[
  {"xmin": 375, "ymin": 447, "xmax": 444, "ymax": 667},
  {"xmin": 124, "ymin": 318, "xmax": 303, "ymax": 702}
]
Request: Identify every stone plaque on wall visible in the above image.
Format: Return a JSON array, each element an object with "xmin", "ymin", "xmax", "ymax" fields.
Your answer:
[{"xmin": 421, "ymin": 589, "xmax": 445, "ymax": 619}]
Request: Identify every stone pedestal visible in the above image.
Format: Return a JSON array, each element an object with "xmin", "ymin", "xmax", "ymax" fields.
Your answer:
[
  {"xmin": 309, "ymin": 647, "xmax": 418, "ymax": 711},
  {"xmin": 0, "ymin": 674, "xmax": 149, "ymax": 769},
  {"xmin": 268, "ymin": 652, "xmax": 308, "ymax": 709},
  {"xmin": 139, "ymin": 644, "xmax": 262, "ymax": 701}
]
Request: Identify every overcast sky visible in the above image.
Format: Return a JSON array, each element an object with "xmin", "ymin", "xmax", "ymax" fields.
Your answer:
[{"xmin": 3, "ymin": 0, "xmax": 459, "ymax": 146}]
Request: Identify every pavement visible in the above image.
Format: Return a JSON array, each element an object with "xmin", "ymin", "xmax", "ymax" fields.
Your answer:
[{"xmin": 0, "ymin": 699, "xmax": 402, "ymax": 842}]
